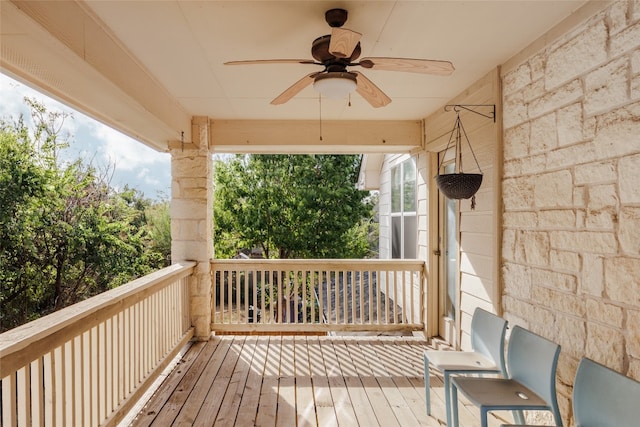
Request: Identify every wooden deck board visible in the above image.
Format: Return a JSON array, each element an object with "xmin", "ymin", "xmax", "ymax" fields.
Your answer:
[{"xmin": 127, "ymin": 335, "xmax": 507, "ymax": 427}]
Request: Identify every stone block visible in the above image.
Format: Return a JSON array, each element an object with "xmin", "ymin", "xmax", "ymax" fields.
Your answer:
[
  {"xmin": 619, "ymin": 207, "xmax": 640, "ymax": 255},
  {"xmin": 585, "ymin": 209, "xmax": 616, "ymax": 230},
  {"xmin": 503, "ymin": 177, "xmax": 535, "ymax": 209},
  {"xmin": 531, "ymin": 285, "xmax": 586, "ymax": 317},
  {"xmin": 592, "ymin": 104, "xmax": 640, "ymax": 160},
  {"xmin": 504, "ymin": 122, "xmax": 530, "ymax": 160},
  {"xmin": 502, "ymin": 229, "xmax": 517, "ymax": 261},
  {"xmin": 171, "ymin": 198, "xmax": 209, "ymax": 220},
  {"xmin": 530, "ymin": 113, "xmax": 558, "ymax": 154},
  {"xmin": 550, "ymin": 249, "xmax": 580, "ymax": 272},
  {"xmin": 607, "ymin": 1, "xmax": 630, "ymax": 35},
  {"xmin": 173, "ymin": 219, "xmax": 211, "ymax": 242},
  {"xmin": 604, "ymin": 257, "xmax": 640, "ymax": 304},
  {"xmin": 533, "ymin": 170, "xmax": 573, "ymax": 208},
  {"xmin": 530, "ymin": 53, "xmax": 546, "ymax": 81},
  {"xmin": 633, "ymin": 74, "xmax": 640, "ymax": 101},
  {"xmin": 546, "ymin": 142, "xmax": 587, "ymax": 171},
  {"xmin": 584, "ymin": 57, "xmax": 629, "ymax": 116},
  {"xmin": 587, "ymin": 184, "xmax": 618, "ymax": 210},
  {"xmin": 172, "ymin": 155, "xmax": 211, "ymax": 177},
  {"xmin": 517, "ymin": 230, "xmax": 550, "ymax": 266},
  {"xmin": 502, "ymin": 263, "xmax": 532, "ymax": 299},
  {"xmin": 550, "ymin": 230, "xmax": 617, "ymax": 254},
  {"xmin": 629, "ymin": 357, "xmax": 640, "ymax": 381},
  {"xmin": 574, "ymin": 161, "xmax": 616, "ymax": 185},
  {"xmin": 557, "ymin": 103, "xmax": 584, "ymax": 146},
  {"xmin": 503, "ymin": 159, "xmax": 522, "ymax": 178},
  {"xmin": 586, "ymin": 298, "xmax": 623, "ymax": 329},
  {"xmin": 539, "ymin": 210, "xmax": 576, "ymax": 228},
  {"xmin": 632, "ymin": 49, "xmax": 640, "ymax": 74},
  {"xmin": 574, "ymin": 187, "xmax": 586, "ymax": 209},
  {"xmin": 531, "ymin": 268, "xmax": 578, "ymax": 293},
  {"xmin": 634, "ymin": 0, "xmax": 640, "ymax": 21},
  {"xmin": 610, "ymin": 21, "xmax": 640, "ymax": 57},
  {"xmin": 504, "ymin": 211, "xmax": 538, "ymax": 228},
  {"xmin": 586, "ymin": 322, "xmax": 625, "ymax": 371},
  {"xmin": 545, "ymin": 21, "xmax": 607, "ymax": 90},
  {"xmin": 503, "ymin": 63, "xmax": 531, "ymax": 95},
  {"xmin": 529, "ymin": 79, "xmax": 584, "ymax": 120},
  {"xmin": 503, "ymin": 92, "xmax": 528, "ymax": 128},
  {"xmin": 581, "ymin": 253, "xmax": 604, "ymax": 297},
  {"xmin": 555, "ymin": 314, "xmax": 586, "ymax": 358},
  {"xmin": 629, "ymin": 311, "xmax": 640, "ymax": 358},
  {"xmin": 523, "ymin": 79, "xmax": 546, "ymax": 103},
  {"xmin": 190, "ymin": 295, "xmax": 211, "ymax": 315},
  {"xmin": 520, "ymin": 154, "xmax": 546, "ymax": 175},
  {"xmin": 619, "ymin": 153, "xmax": 640, "ymax": 204}
]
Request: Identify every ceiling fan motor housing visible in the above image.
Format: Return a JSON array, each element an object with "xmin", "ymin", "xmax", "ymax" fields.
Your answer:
[{"xmin": 325, "ymin": 8, "xmax": 348, "ymax": 27}]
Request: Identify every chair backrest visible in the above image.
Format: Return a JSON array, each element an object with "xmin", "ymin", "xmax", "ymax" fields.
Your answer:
[
  {"xmin": 470, "ymin": 308, "xmax": 508, "ymax": 376},
  {"xmin": 573, "ymin": 358, "xmax": 640, "ymax": 427},
  {"xmin": 507, "ymin": 326, "xmax": 561, "ymax": 423}
]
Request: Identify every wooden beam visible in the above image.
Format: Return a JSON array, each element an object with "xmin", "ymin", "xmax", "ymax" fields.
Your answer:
[{"xmin": 209, "ymin": 120, "xmax": 423, "ymax": 154}]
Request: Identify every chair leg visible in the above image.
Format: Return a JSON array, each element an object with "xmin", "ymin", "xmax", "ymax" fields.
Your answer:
[
  {"xmin": 444, "ymin": 372, "xmax": 452, "ymax": 427},
  {"xmin": 481, "ymin": 408, "xmax": 489, "ymax": 427},
  {"xmin": 424, "ymin": 355, "xmax": 431, "ymax": 414},
  {"xmin": 451, "ymin": 380, "xmax": 459, "ymax": 427}
]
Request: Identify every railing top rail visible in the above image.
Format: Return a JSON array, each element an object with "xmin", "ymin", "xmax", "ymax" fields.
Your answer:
[
  {"xmin": 0, "ymin": 261, "xmax": 196, "ymax": 363},
  {"xmin": 211, "ymin": 258, "xmax": 426, "ymax": 271}
]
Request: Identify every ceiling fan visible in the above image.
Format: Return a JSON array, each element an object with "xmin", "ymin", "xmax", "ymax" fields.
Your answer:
[{"xmin": 225, "ymin": 8, "xmax": 455, "ymax": 108}]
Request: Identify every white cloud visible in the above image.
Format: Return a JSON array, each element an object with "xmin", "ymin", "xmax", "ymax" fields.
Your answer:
[
  {"xmin": 0, "ymin": 73, "xmax": 171, "ymax": 199},
  {"xmin": 89, "ymin": 122, "xmax": 169, "ymax": 172}
]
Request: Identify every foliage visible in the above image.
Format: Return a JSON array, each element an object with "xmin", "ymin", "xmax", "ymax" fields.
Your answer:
[
  {"xmin": 213, "ymin": 154, "xmax": 374, "ymax": 259},
  {"xmin": 0, "ymin": 99, "xmax": 169, "ymax": 332}
]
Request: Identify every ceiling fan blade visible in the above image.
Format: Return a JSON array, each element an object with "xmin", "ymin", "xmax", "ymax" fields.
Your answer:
[
  {"xmin": 354, "ymin": 72, "xmax": 391, "ymax": 108},
  {"xmin": 359, "ymin": 57, "xmax": 455, "ymax": 75},
  {"xmin": 329, "ymin": 28, "xmax": 362, "ymax": 58},
  {"xmin": 225, "ymin": 59, "xmax": 317, "ymax": 65},
  {"xmin": 271, "ymin": 72, "xmax": 320, "ymax": 105}
]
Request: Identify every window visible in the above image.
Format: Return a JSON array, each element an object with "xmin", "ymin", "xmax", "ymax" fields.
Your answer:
[{"xmin": 391, "ymin": 158, "xmax": 417, "ymax": 259}]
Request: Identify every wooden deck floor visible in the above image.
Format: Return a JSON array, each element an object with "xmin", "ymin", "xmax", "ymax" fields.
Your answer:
[{"xmin": 127, "ymin": 335, "xmax": 512, "ymax": 427}]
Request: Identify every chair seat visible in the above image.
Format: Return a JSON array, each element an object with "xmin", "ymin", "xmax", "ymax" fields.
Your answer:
[
  {"xmin": 426, "ymin": 350, "xmax": 499, "ymax": 372},
  {"xmin": 453, "ymin": 377, "xmax": 548, "ymax": 409}
]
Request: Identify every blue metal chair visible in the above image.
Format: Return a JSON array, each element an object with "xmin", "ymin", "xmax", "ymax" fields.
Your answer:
[
  {"xmin": 451, "ymin": 325, "xmax": 562, "ymax": 427},
  {"xmin": 424, "ymin": 307, "xmax": 508, "ymax": 426},
  {"xmin": 501, "ymin": 357, "xmax": 640, "ymax": 427}
]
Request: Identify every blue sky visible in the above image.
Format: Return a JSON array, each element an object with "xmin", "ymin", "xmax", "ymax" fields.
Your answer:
[{"xmin": 0, "ymin": 73, "xmax": 171, "ymax": 200}]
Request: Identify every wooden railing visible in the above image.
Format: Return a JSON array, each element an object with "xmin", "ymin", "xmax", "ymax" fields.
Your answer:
[
  {"xmin": 0, "ymin": 262, "xmax": 196, "ymax": 427},
  {"xmin": 211, "ymin": 259, "xmax": 426, "ymax": 333}
]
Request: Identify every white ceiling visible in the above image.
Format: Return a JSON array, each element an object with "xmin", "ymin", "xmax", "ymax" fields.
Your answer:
[
  {"xmin": 2, "ymin": 0, "xmax": 592, "ymax": 150},
  {"xmin": 84, "ymin": 0, "xmax": 589, "ymax": 121}
]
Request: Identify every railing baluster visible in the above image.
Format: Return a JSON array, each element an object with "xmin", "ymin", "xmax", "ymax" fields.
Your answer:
[
  {"xmin": 17, "ymin": 366, "xmax": 30, "ymax": 426},
  {"xmin": 31, "ymin": 357, "xmax": 44, "ymax": 426},
  {"xmin": 3, "ymin": 372, "xmax": 17, "ymax": 427}
]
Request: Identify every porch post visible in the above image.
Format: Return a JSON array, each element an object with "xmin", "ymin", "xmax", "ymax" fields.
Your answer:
[{"xmin": 170, "ymin": 116, "xmax": 213, "ymax": 340}]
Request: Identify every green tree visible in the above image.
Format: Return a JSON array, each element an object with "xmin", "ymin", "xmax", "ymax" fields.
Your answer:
[
  {"xmin": 213, "ymin": 154, "xmax": 374, "ymax": 259},
  {"xmin": 0, "ymin": 100, "xmax": 167, "ymax": 331}
]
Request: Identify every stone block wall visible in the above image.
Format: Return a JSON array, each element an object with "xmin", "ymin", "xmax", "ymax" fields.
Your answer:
[{"xmin": 502, "ymin": 1, "xmax": 640, "ymax": 423}]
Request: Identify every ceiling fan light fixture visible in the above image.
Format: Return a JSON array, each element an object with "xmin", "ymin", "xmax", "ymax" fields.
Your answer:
[{"xmin": 313, "ymin": 72, "xmax": 357, "ymax": 99}]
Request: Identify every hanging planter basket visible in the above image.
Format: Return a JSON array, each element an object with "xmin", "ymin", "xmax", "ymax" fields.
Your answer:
[
  {"xmin": 435, "ymin": 105, "xmax": 492, "ymax": 209},
  {"xmin": 435, "ymin": 173, "xmax": 483, "ymax": 200}
]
